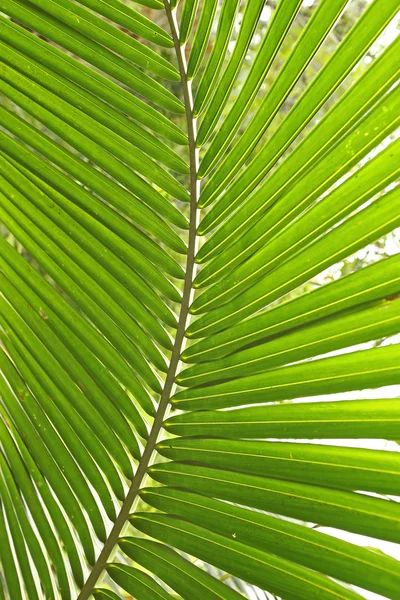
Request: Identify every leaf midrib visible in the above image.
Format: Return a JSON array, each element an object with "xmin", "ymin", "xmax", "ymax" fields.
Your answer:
[{"xmin": 76, "ymin": 4, "xmax": 198, "ymax": 597}]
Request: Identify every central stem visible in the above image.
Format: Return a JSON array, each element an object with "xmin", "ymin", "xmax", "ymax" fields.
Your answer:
[{"xmin": 77, "ymin": 4, "xmax": 198, "ymax": 598}]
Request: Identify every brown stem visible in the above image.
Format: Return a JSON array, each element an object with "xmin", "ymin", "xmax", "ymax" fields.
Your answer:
[{"xmin": 76, "ymin": 3, "xmax": 198, "ymax": 598}]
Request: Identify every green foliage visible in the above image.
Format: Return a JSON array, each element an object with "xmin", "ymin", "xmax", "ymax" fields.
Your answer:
[{"xmin": 0, "ymin": 1, "xmax": 399, "ymax": 599}]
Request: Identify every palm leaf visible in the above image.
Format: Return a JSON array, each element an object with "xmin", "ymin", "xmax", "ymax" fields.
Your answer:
[{"xmin": 0, "ymin": 1, "xmax": 399, "ymax": 599}]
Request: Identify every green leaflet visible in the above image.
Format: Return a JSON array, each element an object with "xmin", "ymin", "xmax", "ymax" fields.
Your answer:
[
  {"xmin": 189, "ymin": 185, "xmax": 400, "ymax": 335},
  {"xmin": 0, "ymin": 185, "xmax": 170, "ymax": 372},
  {"xmin": 107, "ymin": 565, "xmax": 175, "ymax": 600},
  {"xmin": 75, "ymin": 0, "xmax": 173, "ymax": 47},
  {"xmin": 184, "ymin": 253, "xmax": 400, "ymax": 355},
  {"xmin": 0, "ymin": 39, "xmax": 188, "ymax": 173},
  {"xmin": 199, "ymin": 0, "xmax": 398, "ymax": 201},
  {"xmin": 197, "ymin": 59, "xmax": 400, "ymax": 241},
  {"xmin": 199, "ymin": 0, "xmax": 349, "ymax": 148},
  {"xmin": 0, "ymin": 235, "xmax": 157, "ymax": 410},
  {"xmin": 132, "ymin": 513, "xmax": 362, "ymax": 600},
  {"xmin": 133, "ymin": 0, "xmax": 163, "ymax": 9},
  {"xmin": 0, "ymin": 506, "xmax": 24, "ymax": 600},
  {"xmin": 179, "ymin": 0, "xmax": 200, "ymax": 44},
  {"xmin": 178, "ymin": 298, "xmax": 400, "ymax": 386},
  {"xmin": 120, "ymin": 537, "xmax": 243, "ymax": 599},
  {"xmin": 12, "ymin": 157, "xmax": 184, "ymax": 285},
  {"xmin": 193, "ymin": 0, "xmax": 242, "ymax": 116},
  {"xmin": 20, "ymin": 0, "xmax": 178, "ymax": 79},
  {"xmin": 4, "ymin": 155, "xmax": 179, "ymax": 325},
  {"xmin": 165, "ymin": 398, "xmax": 400, "ymax": 440},
  {"xmin": 0, "ymin": 473, "xmax": 41, "ymax": 600},
  {"xmin": 0, "ymin": 68, "xmax": 189, "ymax": 205},
  {"xmin": 197, "ymin": 0, "xmax": 303, "ymax": 165},
  {"xmin": 186, "ymin": 0, "xmax": 218, "ymax": 79},
  {"xmin": 194, "ymin": 135, "xmax": 399, "ymax": 289},
  {"xmin": 0, "ymin": 294, "xmax": 139, "ymax": 469},
  {"xmin": 145, "ymin": 460, "xmax": 400, "ymax": 544},
  {"xmin": 0, "ymin": 0, "xmax": 184, "ymax": 112},
  {"xmin": 0, "ymin": 174, "xmax": 173, "ymax": 360},
  {"xmin": 196, "ymin": 0, "xmax": 266, "ymax": 145},
  {"xmin": 0, "ymin": 16, "xmax": 186, "ymax": 143},
  {"xmin": 142, "ymin": 487, "xmax": 400, "ymax": 599},
  {"xmin": 0, "ymin": 458, "xmax": 54, "ymax": 599},
  {"xmin": 172, "ymin": 344, "xmax": 400, "ymax": 410},
  {"xmin": 0, "ymin": 334, "xmax": 125, "ymax": 503},
  {"xmin": 93, "ymin": 590, "xmax": 127, "ymax": 600},
  {"xmin": 157, "ymin": 435, "xmax": 400, "ymax": 495},
  {"xmin": 2, "ymin": 329, "xmax": 126, "ymax": 499},
  {"xmin": 0, "ymin": 360, "xmax": 108, "ymax": 542},
  {"xmin": 0, "ymin": 263, "xmax": 151, "ymax": 433},
  {"xmin": 0, "ymin": 419, "xmax": 79, "ymax": 593},
  {"xmin": 0, "ymin": 123, "xmax": 188, "ymax": 250}
]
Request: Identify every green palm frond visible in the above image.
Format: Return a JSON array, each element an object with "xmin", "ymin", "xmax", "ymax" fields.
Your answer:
[{"xmin": 0, "ymin": 0, "xmax": 399, "ymax": 599}]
